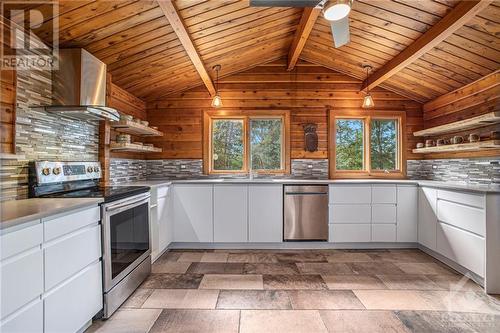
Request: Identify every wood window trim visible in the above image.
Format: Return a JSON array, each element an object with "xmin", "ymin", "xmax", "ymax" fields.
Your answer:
[
  {"xmin": 328, "ymin": 110, "xmax": 406, "ymax": 179},
  {"xmin": 203, "ymin": 110, "xmax": 291, "ymax": 175}
]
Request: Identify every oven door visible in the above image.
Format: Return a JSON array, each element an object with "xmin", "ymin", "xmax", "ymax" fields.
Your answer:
[{"xmin": 102, "ymin": 193, "xmax": 151, "ymax": 292}]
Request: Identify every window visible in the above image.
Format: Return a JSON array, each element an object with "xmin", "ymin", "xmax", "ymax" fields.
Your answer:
[
  {"xmin": 330, "ymin": 111, "xmax": 404, "ymax": 178},
  {"xmin": 204, "ymin": 111, "xmax": 290, "ymax": 174}
]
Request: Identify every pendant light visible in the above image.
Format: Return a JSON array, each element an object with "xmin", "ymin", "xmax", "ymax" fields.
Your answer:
[
  {"xmin": 323, "ymin": 0, "xmax": 352, "ymax": 21},
  {"xmin": 362, "ymin": 64, "xmax": 374, "ymax": 109},
  {"xmin": 211, "ymin": 64, "xmax": 222, "ymax": 108}
]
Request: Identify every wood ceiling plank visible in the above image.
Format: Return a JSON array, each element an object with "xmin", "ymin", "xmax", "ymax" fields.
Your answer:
[
  {"xmin": 419, "ymin": 53, "xmax": 482, "ymax": 81},
  {"xmin": 427, "ymin": 45, "xmax": 492, "ymax": 77},
  {"xmin": 157, "ymin": 0, "xmax": 216, "ymax": 96},
  {"xmin": 404, "ymin": 63, "xmax": 464, "ymax": 91},
  {"xmin": 361, "ymin": 0, "xmax": 494, "ymax": 91},
  {"xmin": 467, "ymin": 15, "xmax": 500, "ymax": 36},
  {"xmin": 413, "ymin": 58, "xmax": 473, "ymax": 85},
  {"xmin": 181, "ymin": 1, "xmax": 250, "ymax": 26},
  {"xmin": 358, "ymin": 0, "xmax": 444, "ymax": 25},
  {"xmin": 457, "ymin": 25, "xmax": 500, "ymax": 50},
  {"xmin": 437, "ymin": 41, "xmax": 498, "ymax": 71},
  {"xmin": 444, "ymin": 34, "xmax": 500, "ymax": 63},
  {"xmin": 287, "ymin": 8, "xmax": 321, "ymax": 71}
]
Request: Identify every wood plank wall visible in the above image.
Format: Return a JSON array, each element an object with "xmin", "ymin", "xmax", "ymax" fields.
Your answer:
[
  {"xmin": 1, "ymin": 20, "xmax": 15, "ymax": 154},
  {"xmin": 422, "ymin": 70, "xmax": 500, "ymax": 159},
  {"xmin": 146, "ymin": 60, "xmax": 423, "ymax": 161}
]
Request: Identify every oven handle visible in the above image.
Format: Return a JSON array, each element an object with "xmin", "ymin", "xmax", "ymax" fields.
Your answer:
[{"xmin": 105, "ymin": 194, "xmax": 150, "ymax": 212}]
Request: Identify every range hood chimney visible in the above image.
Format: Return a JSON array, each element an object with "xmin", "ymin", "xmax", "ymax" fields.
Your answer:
[{"xmin": 40, "ymin": 48, "xmax": 120, "ymax": 121}]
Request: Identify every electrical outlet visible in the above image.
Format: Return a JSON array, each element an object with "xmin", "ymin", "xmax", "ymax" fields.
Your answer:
[
  {"xmin": 180, "ymin": 165, "xmax": 186, "ymax": 169},
  {"xmin": 308, "ymin": 164, "xmax": 313, "ymax": 169}
]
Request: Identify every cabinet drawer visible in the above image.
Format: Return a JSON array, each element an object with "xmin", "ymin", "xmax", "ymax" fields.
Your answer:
[
  {"xmin": 436, "ymin": 222, "xmax": 485, "ymax": 276},
  {"xmin": 44, "ymin": 225, "xmax": 101, "ymax": 291},
  {"xmin": 1, "ymin": 223, "xmax": 42, "ymax": 260},
  {"xmin": 45, "ymin": 262, "xmax": 102, "ymax": 333},
  {"xmin": 372, "ymin": 185, "xmax": 396, "ymax": 204},
  {"xmin": 437, "ymin": 200, "xmax": 485, "ymax": 236},
  {"xmin": 0, "ymin": 300, "xmax": 43, "ymax": 333},
  {"xmin": 437, "ymin": 189, "xmax": 484, "ymax": 208},
  {"xmin": 329, "ymin": 224, "xmax": 371, "ymax": 242},
  {"xmin": 44, "ymin": 206, "xmax": 100, "ymax": 241},
  {"xmin": 157, "ymin": 185, "xmax": 169, "ymax": 198},
  {"xmin": 329, "ymin": 204, "xmax": 371, "ymax": 224},
  {"xmin": 1, "ymin": 250, "xmax": 43, "ymax": 319},
  {"xmin": 372, "ymin": 224, "xmax": 396, "ymax": 242},
  {"xmin": 329, "ymin": 185, "xmax": 371, "ymax": 204},
  {"xmin": 372, "ymin": 204, "xmax": 397, "ymax": 223}
]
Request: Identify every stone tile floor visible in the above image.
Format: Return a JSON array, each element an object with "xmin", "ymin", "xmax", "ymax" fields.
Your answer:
[{"xmin": 87, "ymin": 249, "xmax": 500, "ymax": 333}]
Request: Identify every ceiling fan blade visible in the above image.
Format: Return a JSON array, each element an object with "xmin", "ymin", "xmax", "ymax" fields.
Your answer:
[
  {"xmin": 249, "ymin": 0, "xmax": 321, "ymax": 7},
  {"xmin": 330, "ymin": 16, "xmax": 350, "ymax": 48}
]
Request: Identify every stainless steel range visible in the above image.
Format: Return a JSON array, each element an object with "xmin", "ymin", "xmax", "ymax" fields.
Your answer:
[{"xmin": 29, "ymin": 161, "xmax": 151, "ymax": 318}]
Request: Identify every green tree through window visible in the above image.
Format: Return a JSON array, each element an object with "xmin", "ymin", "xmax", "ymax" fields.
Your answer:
[
  {"xmin": 335, "ymin": 119, "xmax": 364, "ymax": 170},
  {"xmin": 212, "ymin": 119, "xmax": 244, "ymax": 171},
  {"xmin": 250, "ymin": 119, "xmax": 282, "ymax": 170},
  {"xmin": 371, "ymin": 119, "xmax": 397, "ymax": 170}
]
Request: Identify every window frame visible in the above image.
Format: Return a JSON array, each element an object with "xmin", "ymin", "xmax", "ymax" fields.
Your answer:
[
  {"xmin": 329, "ymin": 110, "xmax": 406, "ymax": 179},
  {"xmin": 204, "ymin": 110, "xmax": 290, "ymax": 175}
]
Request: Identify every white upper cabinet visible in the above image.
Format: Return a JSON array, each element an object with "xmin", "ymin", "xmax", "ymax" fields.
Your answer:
[
  {"xmin": 397, "ymin": 186, "xmax": 418, "ymax": 242},
  {"xmin": 173, "ymin": 185, "xmax": 213, "ymax": 242},
  {"xmin": 418, "ymin": 187, "xmax": 438, "ymax": 251},
  {"xmin": 214, "ymin": 185, "xmax": 248, "ymax": 242},
  {"xmin": 248, "ymin": 185, "xmax": 283, "ymax": 243}
]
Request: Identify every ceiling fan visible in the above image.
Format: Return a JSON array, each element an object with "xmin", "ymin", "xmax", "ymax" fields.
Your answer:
[{"xmin": 250, "ymin": 0, "xmax": 352, "ymax": 48}]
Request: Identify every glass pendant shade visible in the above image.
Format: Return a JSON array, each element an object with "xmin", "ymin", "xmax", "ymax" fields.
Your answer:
[
  {"xmin": 362, "ymin": 93, "xmax": 374, "ymax": 109},
  {"xmin": 324, "ymin": 0, "xmax": 352, "ymax": 21},
  {"xmin": 211, "ymin": 94, "xmax": 223, "ymax": 108}
]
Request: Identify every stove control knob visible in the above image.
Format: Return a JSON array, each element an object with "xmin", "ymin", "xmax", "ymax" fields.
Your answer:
[
  {"xmin": 94, "ymin": 166, "xmax": 100, "ymax": 173},
  {"xmin": 42, "ymin": 167, "xmax": 51, "ymax": 176},
  {"xmin": 52, "ymin": 167, "xmax": 61, "ymax": 175},
  {"xmin": 87, "ymin": 166, "xmax": 94, "ymax": 173}
]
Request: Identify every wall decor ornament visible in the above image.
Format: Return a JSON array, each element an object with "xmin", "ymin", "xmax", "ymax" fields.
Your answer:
[{"xmin": 303, "ymin": 123, "xmax": 318, "ymax": 152}]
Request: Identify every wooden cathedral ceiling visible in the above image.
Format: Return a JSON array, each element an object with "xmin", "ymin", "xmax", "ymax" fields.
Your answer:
[{"xmin": 22, "ymin": 0, "xmax": 500, "ymax": 102}]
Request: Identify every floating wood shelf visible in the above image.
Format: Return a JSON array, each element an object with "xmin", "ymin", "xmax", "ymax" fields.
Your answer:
[
  {"xmin": 110, "ymin": 120, "xmax": 163, "ymax": 136},
  {"xmin": 412, "ymin": 140, "xmax": 500, "ymax": 154},
  {"xmin": 110, "ymin": 142, "xmax": 162, "ymax": 153},
  {"xmin": 413, "ymin": 112, "xmax": 500, "ymax": 137}
]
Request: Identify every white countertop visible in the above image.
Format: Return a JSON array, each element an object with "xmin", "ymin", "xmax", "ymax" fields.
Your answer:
[
  {"xmin": 1, "ymin": 198, "xmax": 103, "ymax": 231},
  {"xmin": 123, "ymin": 178, "xmax": 500, "ymax": 193}
]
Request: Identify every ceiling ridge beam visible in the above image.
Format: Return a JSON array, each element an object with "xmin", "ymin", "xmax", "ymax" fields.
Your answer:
[
  {"xmin": 157, "ymin": 0, "xmax": 216, "ymax": 96},
  {"xmin": 360, "ymin": 0, "xmax": 493, "ymax": 92},
  {"xmin": 287, "ymin": 7, "xmax": 321, "ymax": 71}
]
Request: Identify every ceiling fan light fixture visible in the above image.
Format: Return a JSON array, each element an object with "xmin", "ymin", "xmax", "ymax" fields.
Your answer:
[{"xmin": 323, "ymin": 0, "xmax": 352, "ymax": 21}]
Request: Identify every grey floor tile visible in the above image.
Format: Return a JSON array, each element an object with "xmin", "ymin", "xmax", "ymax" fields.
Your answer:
[
  {"xmin": 288, "ymin": 290, "xmax": 365, "ymax": 310},
  {"xmin": 395, "ymin": 310, "xmax": 477, "ymax": 333},
  {"xmin": 322, "ymin": 274, "xmax": 388, "ymax": 290},
  {"xmin": 217, "ymin": 290, "xmax": 292, "ymax": 309},
  {"xmin": 187, "ymin": 262, "xmax": 245, "ymax": 274},
  {"xmin": 348, "ymin": 262, "xmax": 406, "ymax": 275},
  {"xmin": 227, "ymin": 253, "xmax": 278, "ymax": 263},
  {"xmin": 199, "ymin": 274, "xmax": 264, "ymax": 290},
  {"xmin": 244, "ymin": 263, "xmax": 300, "ymax": 275},
  {"xmin": 240, "ymin": 310, "xmax": 328, "ymax": 333},
  {"xmin": 141, "ymin": 274, "xmax": 203, "ymax": 289},
  {"xmin": 149, "ymin": 309, "xmax": 239, "ymax": 333},
  {"xmin": 122, "ymin": 288, "xmax": 154, "ymax": 308},
  {"xmin": 296, "ymin": 262, "xmax": 354, "ymax": 275},
  {"xmin": 87, "ymin": 309, "xmax": 162, "ymax": 333},
  {"xmin": 376, "ymin": 274, "xmax": 444, "ymax": 290},
  {"xmin": 320, "ymin": 310, "xmax": 410, "ymax": 333},
  {"xmin": 395, "ymin": 262, "xmax": 457, "ymax": 275},
  {"xmin": 275, "ymin": 252, "xmax": 327, "ymax": 263},
  {"xmin": 263, "ymin": 274, "xmax": 327, "ymax": 290},
  {"xmin": 141, "ymin": 289, "xmax": 219, "ymax": 309},
  {"xmin": 152, "ymin": 261, "xmax": 191, "ymax": 274}
]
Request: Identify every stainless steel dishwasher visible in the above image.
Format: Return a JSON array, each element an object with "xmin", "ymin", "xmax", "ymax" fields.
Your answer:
[{"xmin": 284, "ymin": 185, "xmax": 329, "ymax": 241}]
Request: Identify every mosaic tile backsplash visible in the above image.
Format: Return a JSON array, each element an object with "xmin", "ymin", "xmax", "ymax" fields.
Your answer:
[{"xmin": 407, "ymin": 158, "xmax": 500, "ymax": 184}]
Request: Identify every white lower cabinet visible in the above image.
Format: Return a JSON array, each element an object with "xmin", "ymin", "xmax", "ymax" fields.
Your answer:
[
  {"xmin": 248, "ymin": 185, "xmax": 283, "ymax": 242},
  {"xmin": 214, "ymin": 185, "xmax": 248, "ymax": 242},
  {"xmin": 372, "ymin": 224, "xmax": 396, "ymax": 242},
  {"xmin": 0, "ymin": 300, "xmax": 43, "ymax": 333},
  {"xmin": 44, "ymin": 262, "xmax": 102, "ymax": 333},
  {"xmin": 436, "ymin": 222, "xmax": 485, "ymax": 276},
  {"xmin": 329, "ymin": 224, "xmax": 371, "ymax": 242},
  {"xmin": 397, "ymin": 186, "xmax": 418, "ymax": 242},
  {"xmin": 157, "ymin": 186, "xmax": 172, "ymax": 253},
  {"xmin": 418, "ymin": 187, "xmax": 438, "ymax": 251},
  {"xmin": 173, "ymin": 185, "xmax": 213, "ymax": 242}
]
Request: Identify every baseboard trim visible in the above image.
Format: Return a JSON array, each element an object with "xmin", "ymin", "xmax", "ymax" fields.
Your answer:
[{"xmin": 168, "ymin": 242, "xmax": 418, "ymax": 250}]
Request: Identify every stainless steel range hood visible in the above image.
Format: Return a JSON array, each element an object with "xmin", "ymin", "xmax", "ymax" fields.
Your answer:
[{"xmin": 38, "ymin": 48, "xmax": 120, "ymax": 121}]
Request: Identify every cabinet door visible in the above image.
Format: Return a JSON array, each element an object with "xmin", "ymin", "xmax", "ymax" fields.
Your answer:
[
  {"xmin": 418, "ymin": 187, "xmax": 437, "ymax": 251},
  {"xmin": 0, "ymin": 299, "xmax": 43, "ymax": 333},
  {"xmin": 214, "ymin": 185, "xmax": 248, "ymax": 242},
  {"xmin": 149, "ymin": 205, "xmax": 159, "ymax": 262},
  {"xmin": 158, "ymin": 196, "xmax": 169, "ymax": 251},
  {"xmin": 397, "ymin": 186, "xmax": 418, "ymax": 242},
  {"xmin": 173, "ymin": 185, "xmax": 213, "ymax": 242},
  {"xmin": 330, "ymin": 224, "xmax": 371, "ymax": 242},
  {"xmin": 248, "ymin": 185, "xmax": 283, "ymax": 243},
  {"xmin": 44, "ymin": 262, "xmax": 102, "ymax": 333}
]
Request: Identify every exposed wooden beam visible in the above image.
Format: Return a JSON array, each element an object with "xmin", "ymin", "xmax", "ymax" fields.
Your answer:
[
  {"xmin": 157, "ymin": 0, "xmax": 216, "ymax": 96},
  {"xmin": 361, "ymin": 0, "xmax": 493, "ymax": 91},
  {"xmin": 287, "ymin": 8, "xmax": 321, "ymax": 71}
]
